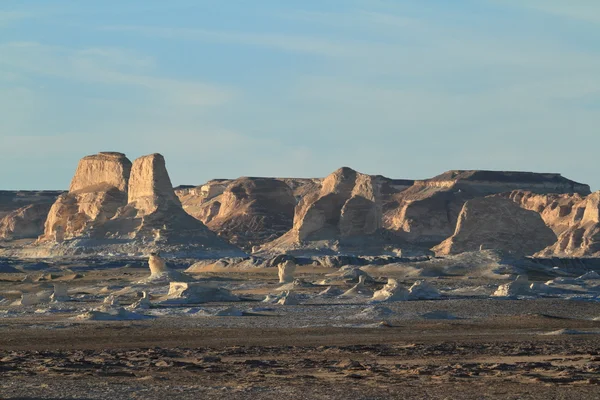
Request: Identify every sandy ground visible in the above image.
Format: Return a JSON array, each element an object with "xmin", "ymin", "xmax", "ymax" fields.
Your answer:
[{"xmin": 2, "ymin": 259, "xmax": 600, "ymax": 399}]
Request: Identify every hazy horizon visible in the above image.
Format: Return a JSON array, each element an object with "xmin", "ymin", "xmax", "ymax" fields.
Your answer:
[{"xmin": 2, "ymin": 1, "xmax": 599, "ymax": 190}]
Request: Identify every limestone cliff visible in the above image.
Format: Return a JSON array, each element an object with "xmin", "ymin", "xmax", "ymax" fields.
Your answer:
[
  {"xmin": 534, "ymin": 192, "xmax": 600, "ymax": 257},
  {"xmin": 385, "ymin": 170, "xmax": 589, "ymax": 247},
  {"xmin": 176, "ymin": 177, "xmax": 322, "ymax": 249},
  {"xmin": 0, "ymin": 203, "xmax": 53, "ymax": 240},
  {"xmin": 180, "ymin": 177, "xmax": 296, "ymax": 249},
  {"xmin": 38, "ymin": 152, "xmax": 132, "ymax": 242},
  {"xmin": 259, "ymin": 167, "xmax": 405, "ymax": 255},
  {"xmin": 433, "ymin": 197, "xmax": 557, "ymax": 256}
]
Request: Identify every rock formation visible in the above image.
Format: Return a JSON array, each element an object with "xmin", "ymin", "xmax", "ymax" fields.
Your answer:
[
  {"xmin": 29, "ymin": 152, "xmax": 244, "ymax": 257},
  {"xmin": 536, "ymin": 192, "xmax": 600, "ymax": 257},
  {"xmin": 433, "ymin": 197, "xmax": 556, "ymax": 256},
  {"xmin": 503, "ymin": 190, "xmax": 600, "ymax": 257},
  {"xmin": 278, "ymin": 260, "xmax": 296, "ymax": 284},
  {"xmin": 371, "ymin": 278, "xmax": 409, "ymax": 302},
  {"xmin": 148, "ymin": 252, "xmax": 168, "ymax": 275},
  {"xmin": 0, "ymin": 203, "xmax": 53, "ymax": 240},
  {"xmin": 260, "ymin": 167, "xmax": 405, "ymax": 255},
  {"xmin": 492, "ymin": 275, "xmax": 531, "ymax": 297},
  {"xmin": 38, "ymin": 152, "xmax": 132, "ymax": 242},
  {"xmin": 178, "ymin": 177, "xmax": 297, "ymax": 249},
  {"xmin": 385, "ymin": 170, "xmax": 588, "ymax": 247},
  {"xmin": 163, "ymin": 282, "xmax": 239, "ymax": 304},
  {"xmin": 0, "ymin": 190, "xmax": 62, "ymax": 220}
]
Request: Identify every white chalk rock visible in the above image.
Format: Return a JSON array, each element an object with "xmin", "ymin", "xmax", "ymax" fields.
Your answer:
[
  {"xmin": 340, "ymin": 275, "xmax": 373, "ymax": 297},
  {"xmin": 408, "ymin": 280, "xmax": 441, "ymax": 300},
  {"xmin": 371, "ymin": 278, "xmax": 409, "ymax": 302},
  {"xmin": 127, "ymin": 291, "xmax": 151, "ymax": 310},
  {"xmin": 140, "ymin": 253, "xmax": 193, "ymax": 283},
  {"xmin": 318, "ymin": 286, "xmax": 344, "ymax": 297},
  {"xmin": 103, "ymin": 295, "xmax": 120, "ymax": 307},
  {"xmin": 149, "ymin": 253, "xmax": 168, "ymax": 275},
  {"xmin": 163, "ymin": 282, "xmax": 239, "ymax": 304},
  {"xmin": 492, "ymin": 275, "xmax": 531, "ymax": 297},
  {"xmin": 50, "ymin": 283, "xmax": 69, "ymax": 302},
  {"xmin": 278, "ymin": 260, "xmax": 297, "ymax": 284},
  {"xmin": 13, "ymin": 292, "xmax": 40, "ymax": 306},
  {"xmin": 262, "ymin": 294, "xmax": 281, "ymax": 303},
  {"xmin": 277, "ymin": 291, "xmax": 299, "ymax": 305}
]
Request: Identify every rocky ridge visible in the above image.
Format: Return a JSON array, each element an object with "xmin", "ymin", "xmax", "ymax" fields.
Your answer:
[{"xmin": 384, "ymin": 170, "xmax": 590, "ymax": 248}]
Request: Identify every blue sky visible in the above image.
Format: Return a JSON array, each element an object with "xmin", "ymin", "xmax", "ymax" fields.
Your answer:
[{"xmin": 1, "ymin": 0, "xmax": 599, "ymax": 190}]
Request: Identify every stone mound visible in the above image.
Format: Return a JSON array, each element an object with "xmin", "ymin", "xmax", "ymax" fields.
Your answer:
[
  {"xmin": 162, "ymin": 282, "xmax": 239, "ymax": 304},
  {"xmin": 371, "ymin": 278, "xmax": 409, "ymax": 302}
]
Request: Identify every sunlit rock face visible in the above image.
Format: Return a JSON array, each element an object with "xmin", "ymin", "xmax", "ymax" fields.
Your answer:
[
  {"xmin": 385, "ymin": 170, "xmax": 590, "ymax": 248},
  {"xmin": 433, "ymin": 197, "xmax": 557, "ymax": 256},
  {"xmin": 32, "ymin": 152, "xmax": 244, "ymax": 258},
  {"xmin": 38, "ymin": 152, "xmax": 132, "ymax": 242},
  {"xmin": 259, "ymin": 167, "xmax": 406, "ymax": 255}
]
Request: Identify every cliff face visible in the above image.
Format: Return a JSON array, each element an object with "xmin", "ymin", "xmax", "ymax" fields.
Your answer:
[
  {"xmin": 176, "ymin": 177, "xmax": 322, "ymax": 250},
  {"xmin": 69, "ymin": 152, "xmax": 131, "ymax": 193},
  {"xmin": 39, "ymin": 152, "xmax": 132, "ymax": 242},
  {"xmin": 258, "ymin": 167, "xmax": 405, "ymax": 255},
  {"xmin": 0, "ymin": 190, "xmax": 62, "ymax": 241},
  {"xmin": 433, "ymin": 197, "xmax": 557, "ymax": 256},
  {"xmin": 127, "ymin": 154, "xmax": 181, "ymax": 216},
  {"xmin": 385, "ymin": 170, "xmax": 589, "ymax": 247},
  {"xmin": 177, "ymin": 177, "xmax": 297, "ymax": 249},
  {"xmin": 0, "ymin": 203, "xmax": 53, "ymax": 240},
  {"xmin": 531, "ymin": 192, "xmax": 600, "ymax": 257}
]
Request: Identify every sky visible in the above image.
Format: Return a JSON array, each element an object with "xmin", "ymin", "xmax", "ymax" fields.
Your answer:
[{"xmin": 1, "ymin": 1, "xmax": 599, "ymax": 190}]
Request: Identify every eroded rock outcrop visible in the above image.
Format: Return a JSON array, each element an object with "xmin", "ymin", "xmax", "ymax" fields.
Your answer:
[
  {"xmin": 0, "ymin": 203, "xmax": 53, "ymax": 240},
  {"xmin": 385, "ymin": 170, "xmax": 589, "ymax": 247},
  {"xmin": 28, "ymin": 152, "xmax": 244, "ymax": 257},
  {"xmin": 38, "ymin": 152, "xmax": 132, "ymax": 242},
  {"xmin": 433, "ymin": 197, "xmax": 557, "ymax": 256},
  {"xmin": 502, "ymin": 190, "xmax": 600, "ymax": 257},
  {"xmin": 178, "ymin": 178, "xmax": 297, "ymax": 249},
  {"xmin": 259, "ymin": 167, "xmax": 403, "ymax": 255},
  {"xmin": 536, "ymin": 192, "xmax": 600, "ymax": 257}
]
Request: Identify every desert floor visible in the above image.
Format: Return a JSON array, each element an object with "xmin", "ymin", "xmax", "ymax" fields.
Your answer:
[{"xmin": 1, "ymin": 260, "xmax": 600, "ymax": 399}]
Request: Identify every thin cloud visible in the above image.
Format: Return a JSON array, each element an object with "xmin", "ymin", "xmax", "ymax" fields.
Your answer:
[{"xmin": 0, "ymin": 42, "xmax": 237, "ymax": 106}]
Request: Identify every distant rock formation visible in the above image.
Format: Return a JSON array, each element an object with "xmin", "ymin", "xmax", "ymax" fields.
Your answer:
[
  {"xmin": 501, "ymin": 190, "xmax": 600, "ymax": 257},
  {"xmin": 28, "ymin": 152, "xmax": 244, "ymax": 258},
  {"xmin": 536, "ymin": 192, "xmax": 600, "ymax": 257},
  {"xmin": 0, "ymin": 203, "xmax": 53, "ymax": 240},
  {"xmin": 178, "ymin": 177, "xmax": 297, "ymax": 249},
  {"xmin": 0, "ymin": 190, "xmax": 63, "ymax": 241},
  {"xmin": 0, "ymin": 190, "xmax": 63, "ymax": 219},
  {"xmin": 385, "ymin": 170, "xmax": 589, "ymax": 247},
  {"xmin": 39, "ymin": 152, "xmax": 132, "ymax": 242},
  {"xmin": 259, "ymin": 167, "xmax": 407, "ymax": 255},
  {"xmin": 433, "ymin": 197, "xmax": 557, "ymax": 256},
  {"xmin": 504, "ymin": 190, "xmax": 587, "ymax": 236}
]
